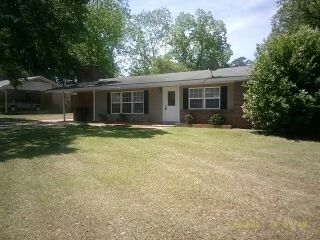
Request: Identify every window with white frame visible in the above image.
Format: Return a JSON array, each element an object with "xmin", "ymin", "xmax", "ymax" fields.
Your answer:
[
  {"xmin": 133, "ymin": 91, "xmax": 144, "ymax": 113},
  {"xmin": 204, "ymin": 87, "xmax": 220, "ymax": 109},
  {"xmin": 189, "ymin": 88, "xmax": 203, "ymax": 109},
  {"xmin": 111, "ymin": 92, "xmax": 121, "ymax": 113},
  {"xmin": 189, "ymin": 87, "xmax": 220, "ymax": 109},
  {"xmin": 111, "ymin": 91, "xmax": 144, "ymax": 114},
  {"xmin": 122, "ymin": 92, "xmax": 131, "ymax": 113}
]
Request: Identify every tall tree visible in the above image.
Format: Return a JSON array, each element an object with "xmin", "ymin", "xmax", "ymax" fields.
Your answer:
[
  {"xmin": 150, "ymin": 57, "xmax": 189, "ymax": 74},
  {"xmin": 120, "ymin": 8, "xmax": 172, "ymax": 76},
  {"xmin": 170, "ymin": 9, "xmax": 232, "ymax": 70},
  {"xmin": 230, "ymin": 57, "xmax": 251, "ymax": 67},
  {"xmin": 0, "ymin": 0, "xmax": 129, "ymax": 85},
  {"xmin": 0, "ymin": 0, "xmax": 88, "ymax": 86},
  {"xmin": 272, "ymin": 0, "xmax": 320, "ymax": 33},
  {"xmin": 74, "ymin": 0, "xmax": 129, "ymax": 78},
  {"xmin": 169, "ymin": 13, "xmax": 194, "ymax": 69}
]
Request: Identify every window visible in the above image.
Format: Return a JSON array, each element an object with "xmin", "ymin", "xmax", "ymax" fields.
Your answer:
[
  {"xmin": 168, "ymin": 91, "xmax": 175, "ymax": 106},
  {"xmin": 133, "ymin": 91, "xmax": 144, "ymax": 113},
  {"xmin": 122, "ymin": 92, "xmax": 132, "ymax": 113},
  {"xmin": 189, "ymin": 87, "xmax": 220, "ymax": 109},
  {"xmin": 204, "ymin": 88, "xmax": 220, "ymax": 109},
  {"xmin": 189, "ymin": 88, "xmax": 203, "ymax": 109},
  {"xmin": 111, "ymin": 93, "xmax": 120, "ymax": 113},
  {"xmin": 111, "ymin": 91, "xmax": 144, "ymax": 114}
]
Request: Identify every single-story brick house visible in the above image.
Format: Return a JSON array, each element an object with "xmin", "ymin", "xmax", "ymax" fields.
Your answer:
[{"xmin": 46, "ymin": 66, "xmax": 251, "ymax": 128}]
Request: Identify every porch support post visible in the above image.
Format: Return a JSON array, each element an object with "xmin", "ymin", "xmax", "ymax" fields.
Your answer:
[
  {"xmin": 62, "ymin": 91, "xmax": 66, "ymax": 122},
  {"xmin": 177, "ymin": 85, "xmax": 180, "ymax": 123},
  {"xmin": 93, "ymin": 90, "xmax": 96, "ymax": 121},
  {"xmin": 0, "ymin": 89, "xmax": 8, "ymax": 113}
]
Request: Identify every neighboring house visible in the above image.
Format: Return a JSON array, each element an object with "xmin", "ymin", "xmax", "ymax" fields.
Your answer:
[
  {"xmin": 46, "ymin": 66, "xmax": 251, "ymax": 128},
  {"xmin": 0, "ymin": 76, "xmax": 72, "ymax": 113}
]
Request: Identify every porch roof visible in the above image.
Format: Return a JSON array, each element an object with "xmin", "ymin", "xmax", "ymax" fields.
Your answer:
[
  {"xmin": 0, "ymin": 76, "xmax": 61, "ymax": 89},
  {"xmin": 46, "ymin": 66, "xmax": 251, "ymax": 93}
]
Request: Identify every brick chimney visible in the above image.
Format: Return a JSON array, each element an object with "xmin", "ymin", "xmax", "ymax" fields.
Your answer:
[{"xmin": 76, "ymin": 65, "xmax": 99, "ymax": 83}]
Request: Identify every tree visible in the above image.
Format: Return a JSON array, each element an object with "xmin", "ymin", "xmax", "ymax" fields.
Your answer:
[
  {"xmin": 121, "ymin": 8, "xmax": 172, "ymax": 76},
  {"xmin": 74, "ymin": 0, "xmax": 129, "ymax": 78},
  {"xmin": 272, "ymin": 0, "xmax": 320, "ymax": 33},
  {"xmin": 150, "ymin": 57, "xmax": 189, "ymax": 74},
  {"xmin": 243, "ymin": 27, "xmax": 320, "ymax": 133},
  {"xmin": 0, "ymin": 0, "xmax": 129, "ymax": 85},
  {"xmin": 170, "ymin": 9, "xmax": 232, "ymax": 70},
  {"xmin": 0, "ymin": 0, "xmax": 88, "ymax": 86},
  {"xmin": 169, "ymin": 12, "xmax": 195, "ymax": 70},
  {"xmin": 230, "ymin": 57, "xmax": 251, "ymax": 67}
]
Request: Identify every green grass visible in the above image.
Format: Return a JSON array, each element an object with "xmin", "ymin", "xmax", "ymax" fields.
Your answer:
[{"xmin": 0, "ymin": 118, "xmax": 319, "ymax": 239}]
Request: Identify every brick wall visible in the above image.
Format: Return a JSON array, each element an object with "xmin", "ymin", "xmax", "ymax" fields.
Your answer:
[{"xmin": 180, "ymin": 81, "xmax": 251, "ymax": 128}]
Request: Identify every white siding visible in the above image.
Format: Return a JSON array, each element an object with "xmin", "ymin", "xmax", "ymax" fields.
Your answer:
[
  {"xmin": 95, "ymin": 91, "xmax": 108, "ymax": 121},
  {"xmin": 148, "ymin": 87, "xmax": 163, "ymax": 122}
]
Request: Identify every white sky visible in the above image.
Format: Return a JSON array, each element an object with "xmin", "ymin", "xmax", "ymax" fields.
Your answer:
[{"xmin": 128, "ymin": 0, "xmax": 278, "ymax": 62}]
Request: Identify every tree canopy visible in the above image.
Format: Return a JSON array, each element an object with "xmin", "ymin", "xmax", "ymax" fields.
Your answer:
[
  {"xmin": 150, "ymin": 57, "xmax": 189, "ymax": 74},
  {"xmin": 0, "ymin": 0, "xmax": 128, "ymax": 86},
  {"xmin": 120, "ymin": 8, "xmax": 232, "ymax": 76},
  {"xmin": 272, "ymin": 0, "xmax": 320, "ymax": 33},
  {"xmin": 74, "ymin": 0, "xmax": 129, "ymax": 79},
  {"xmin": 170, "ymin": 9, "xmax": 232, "ymax": 70},
  {"xmin": 121, "ymin": 8, "xmax": 172, "ymax": 76},
  {"xmin": 230, "ymin": 57, "xmax": 251, "ymax": 67},
  {"xmin": 1, "ymin": 3, "xmax": 234, "ymax": 82},
  {"xmin": 0, "ymin": 0, "xmax": 88, "ymax": 86},
  {"xmin": 243, "ymin": 27, "xmax": 320, "ymax": 133}
]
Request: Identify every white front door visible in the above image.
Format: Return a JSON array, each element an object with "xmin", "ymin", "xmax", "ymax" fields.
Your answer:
[{"xmin": 163, "ymin": 86, "xmax": 179, "ymax": 123}]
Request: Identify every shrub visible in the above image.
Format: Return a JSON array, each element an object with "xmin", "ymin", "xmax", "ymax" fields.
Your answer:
[
  {"xmin": 208, "ymin": 114, "xmax": 224, "ymax": 125},
  {"xmin": 117, "ymin": 113, "xmax": 127, "ymax": 122},
  {"xmin": 184, "ymin": 113, "xmax": 195, "ymax": 124},
  {"xmin": 98, "ymin": 114, "xmax": 107, "ymax": 121},
  {"xmin": 243, "ymin": 27, "xmax": 320, "ymax": 133}
]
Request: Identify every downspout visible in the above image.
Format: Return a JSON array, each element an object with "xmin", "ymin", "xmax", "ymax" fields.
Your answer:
[
  {"xmin": 0, "ymin": 89, "xmax": 7, "ymax": 113},
  {"xmin": 177, "ymin": 85, "xmax": 180, "ymax": 123}
]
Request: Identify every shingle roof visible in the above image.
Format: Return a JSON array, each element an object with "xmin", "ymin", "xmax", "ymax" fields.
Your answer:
[
  {"xmin": 47, "ymin": 66, "xmax": 251, "ymax": 93},
  {"xmin": 0, "ymin": 80, "xmax": 10, "ymax": 88},
  {"xmin": 0, "ymin": 76, "xmax": 60, "ymax": 89},
  {"xmin": 101, "ymin": 66, "xmax": 250, "ymax": 84}
]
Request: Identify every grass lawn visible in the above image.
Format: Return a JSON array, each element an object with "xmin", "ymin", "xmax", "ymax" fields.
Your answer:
[{"xmin": 0, "ymin": 118, "xmax": 319, "ymax": 239}]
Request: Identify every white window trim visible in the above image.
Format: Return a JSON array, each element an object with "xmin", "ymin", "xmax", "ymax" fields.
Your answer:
[
  {"xmin": 111, "ymin": 91, "xmax": 144, "ymax": 114},
  {"xmin": 189, "ymin": 88, "xmax": 203, "ymax": 110},
  {"xmin": 111, "ymin": 92, "xmax": 121, "ymax": 114},
  {"xmin": 189, "ymin": 87, "xmax": 220, "ymax": 110},
  {"xmin": 204, "ymin": 87, "xmax": 220, "ymax": 109}
]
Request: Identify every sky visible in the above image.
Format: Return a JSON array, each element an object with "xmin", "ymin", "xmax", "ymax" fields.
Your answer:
[{"xmin": 128, "ymin": 0, "xmax": 279, "ymax": 62}]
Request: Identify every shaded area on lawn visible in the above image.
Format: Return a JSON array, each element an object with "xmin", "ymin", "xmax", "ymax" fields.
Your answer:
[
  {"xmin": 0, "ymin": 118, "xmax": 169, "ymax": 162},
  {"xmin": 250, "ymin": 130, "xmax": 320, "ymax": 142}
]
